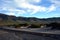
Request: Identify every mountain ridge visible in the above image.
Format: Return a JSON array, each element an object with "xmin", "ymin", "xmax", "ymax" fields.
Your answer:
[{"xmin": 0, "ymin": 13, "xmax": 60, "ymax": 25}]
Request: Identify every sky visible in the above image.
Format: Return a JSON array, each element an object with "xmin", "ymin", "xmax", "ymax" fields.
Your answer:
[{"xmin": 0, "ymin": 0, "xmax": 60, "ymax": 18}]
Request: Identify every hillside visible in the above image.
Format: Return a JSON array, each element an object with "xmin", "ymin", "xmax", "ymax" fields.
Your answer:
[{"xmin": 0, "ymin": 13, "xmax": 60, "ymax": 25}]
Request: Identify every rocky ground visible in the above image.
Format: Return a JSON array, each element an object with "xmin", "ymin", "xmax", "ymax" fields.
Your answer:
[
  {"xmin": 0, "ymin": 28, "xmax": 60, "ymax": 40},
  {"xmin": 0, "ymin": 30, "xmax": 21, "ymax": 40}
]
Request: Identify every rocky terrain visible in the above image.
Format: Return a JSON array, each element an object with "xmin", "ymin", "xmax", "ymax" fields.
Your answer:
[
  {"xmin": 0, "ymin": 30, "xmax": 21, "ymax": 40},
  {"xmin": 0, "ymin": 28, "xmax": 60, "ymax": 40}
]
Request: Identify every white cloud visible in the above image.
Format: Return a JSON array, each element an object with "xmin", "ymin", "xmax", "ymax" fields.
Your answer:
[
  {"xmin": 34, "ymin": 0, "xmax": 41, "ymax": 3},
  {"xmin": 47, "ymin": 5, "xmax": 56, "ymax": 13},
  {"xmin": 50, "ymin": 0, "xmax": 60, "ymax": 7},
  {"xmin": 14, "ymin": 0, "xmax": 48, "ymax": 15},
  {"xmin": 0, "ymin": 0, "xmax": 58, "ymax": 15},
  {"xmin": 16, "ymin": 10, "xmax": 26, "ymax": 14},
  {"xmin": 28, "ymin": 0, "xmax": 41, "ymax": 3},
  {"xmin": 44, "ymin": 0, "xmax": 60, "ymax": 13},
  {"xmin": 0, "ymin": 6, "xmax": 26, "ymax": 15},
  {"xmin": 14, "ymin": 0, "xmax": 58, "ymax": 14},
  {"xmin": 8, "ymin": 12, "xmax": 15, "ymax": 15}
]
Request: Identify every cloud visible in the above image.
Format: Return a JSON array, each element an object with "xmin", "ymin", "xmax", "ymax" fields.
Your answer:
[
  {"xmin": 14, "ymin": 0, "xmax": 48, "ymax": 14},
  {"xmin": 50, "ymin": 0, "xmax": 60, "ymax": 7},
  {"xmin": 14, "ymin": 0, "xmax": 58, "ymax": 14},
  {"xmin": 6, "ymin": 12, "xmax": 15, "ymax": 15},
  {"xmin": 0, "ymin": 6, "xmax": 26, "ymax": 15},
  {"xmin": 0, "ymin": 0, "xmax": 58, "ymax": 15},
  {"xmin": 32, "ymin": 0, "xmax": 41, "ymax": 3},
  {"xmin": 46, "ymin": 5, "xmax": 56, "ymax": 13},
  {"xmin": 28, "ymin": 0, "xmax": 41, "ymax": 3},
  {"xmin": 0, "ymin": 0, "xmax": 26, "ymax": 15},
  {"xmin": 45, "ymin": 0, "xmax": 60, "ymax": 13}
]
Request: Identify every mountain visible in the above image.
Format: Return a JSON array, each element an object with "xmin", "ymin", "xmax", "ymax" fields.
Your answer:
[{"xmin": 0, "ymin": 13, "xmax": 60, "ymax": 25}]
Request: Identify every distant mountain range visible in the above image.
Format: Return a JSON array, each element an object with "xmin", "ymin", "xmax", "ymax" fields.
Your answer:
[{"xmin": 0, "ymin": 13, "xmax": 60, "ymax": 25}]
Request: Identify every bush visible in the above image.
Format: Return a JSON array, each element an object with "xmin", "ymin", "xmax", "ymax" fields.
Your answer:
[
  {"xmin": 28, "ymin": 24, "xmax": 40, "ymax": 28},
  {"xmin": 46, "ymin": 22, "xmax": 60, "ymax": 30}
]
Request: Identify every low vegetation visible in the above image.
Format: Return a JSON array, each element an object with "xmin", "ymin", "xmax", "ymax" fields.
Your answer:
[{"xmin": 0, "ymin": 13, "xmax": 60, "ymax": 30}]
